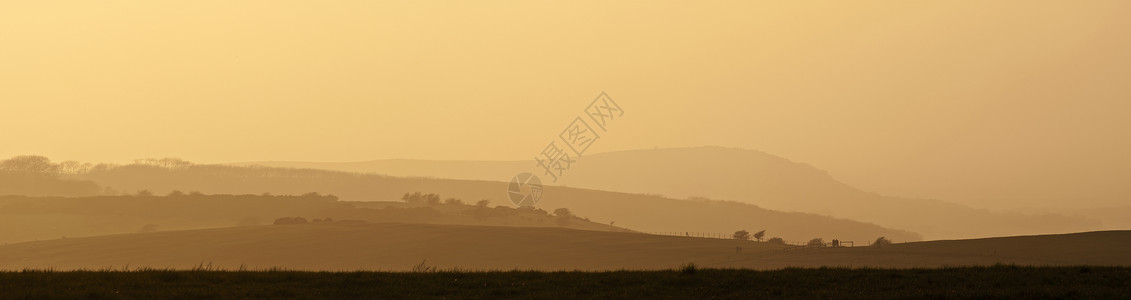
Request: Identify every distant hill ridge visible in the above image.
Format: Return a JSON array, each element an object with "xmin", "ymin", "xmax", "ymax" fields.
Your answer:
[
  {"xmin": 229, "ymin": 146, "xmax": 1102, "ymax": 240},
  {"xmin": 58, "ymin": 159, "xmax": 921, "ymax": 243}
]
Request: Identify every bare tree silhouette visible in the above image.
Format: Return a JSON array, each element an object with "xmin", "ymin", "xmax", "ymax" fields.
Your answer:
[
  {"xmin": 0, "ymin": 155, "xmax": 59, "ymax": 176},
  {"xmin": 753, "ymin": 230, "xmax": 766, "ymax": 242},
  {"xmin": 733, "ymin": 230, "xmax": 751, "ymax": 241},
  {"xmin": 807, "ymin": 238, "xmax": 825, "ymax": 247},
  {"xmin": 873, "ymin": 236, "xmax": 892, "ymax": 247}
]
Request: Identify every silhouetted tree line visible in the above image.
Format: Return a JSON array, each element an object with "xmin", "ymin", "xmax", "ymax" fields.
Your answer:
[
  {"xmin": 402, "ymin": 192, "xmax": 442, "ymax": 205},
  {"xmin": 401, "ymin": 191, "xmax": 590, "ymax": 228},
  {"xmin": 274, "ymin": 217, "xmax": 336, "ymax": 225},
  {"xmin": 1, "ymin": 156, "xmax": 199, "ymax": 176},
  {"xmin": 733, "ymin": 229, "xmax": 766, "ymax": 241},
  {"xmin": 0, "ymin": 155, "xmax": 101, "ymax": 197},
  {"xmin": 729, "ymin": 224, "xmax": 893, "ymax": 247},
  {"xmin": 273, "ymin": 217, "xmax": 309, "ymax": 225},
  {"xmin": 0, "ymin": 155, "xmax": 60, "ymax": 176}
]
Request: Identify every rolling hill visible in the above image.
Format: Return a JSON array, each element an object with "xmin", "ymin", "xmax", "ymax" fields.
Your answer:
[
  {"xmin": 64, "ymin": 163, "xmax": 921, "ymax": 243},
  {"xmin": 0, "ymin": 194, "xmax": 625, "ymax": 245},
  {"xmin": 1, "ymin": 222, "xmax": 1127, "ymax": 271},
  {"xmin": 232, "ymin": 147, "xmax": 1103, "ymax": 240}
]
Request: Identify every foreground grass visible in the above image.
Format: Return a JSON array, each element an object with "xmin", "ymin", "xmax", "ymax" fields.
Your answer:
[{"xmin": 1, "ymin": 266, "xmax": 1129, "ymax": 299}]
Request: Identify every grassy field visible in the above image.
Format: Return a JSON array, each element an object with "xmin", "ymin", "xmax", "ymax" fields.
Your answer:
[{"xmin": 2, "ymin": 266, "xmax": 1129, "ymax": 299}]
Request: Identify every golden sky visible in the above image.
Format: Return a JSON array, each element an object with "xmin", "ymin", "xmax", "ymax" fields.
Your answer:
[{"xmin": 2, "ymin": 1, "xmax": 1129, "ymax": 208}]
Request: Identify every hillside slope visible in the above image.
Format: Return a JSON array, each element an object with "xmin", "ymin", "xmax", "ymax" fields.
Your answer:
[
  {"xmin": 68, "ymin": 164, "xmax": 922, "ymax": 243},
  {"xmin": 233, "ymin": 147, "xmax": 1102, "ymax": 239},
  {"xmin": 0, "ymin": 194, "xmax": 625, "ymax": 245},
  {"xmin": 1, "ymin": 223, "xmax": 1127, "ymax": 271}
]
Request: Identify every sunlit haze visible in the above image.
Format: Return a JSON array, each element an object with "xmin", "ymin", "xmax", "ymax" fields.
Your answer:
[
  {"xmin": 5, "ymin": 2, "xmax": 1129, "ymax": 210},
  {"xmin": 2, "ymin": 3, "xmax": 1131, "ymax": 296}
]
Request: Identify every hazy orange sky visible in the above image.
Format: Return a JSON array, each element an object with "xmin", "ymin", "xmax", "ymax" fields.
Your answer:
[{"xmin": 3, "ymin": 1, "xmax": 1129, "ymax": 209}]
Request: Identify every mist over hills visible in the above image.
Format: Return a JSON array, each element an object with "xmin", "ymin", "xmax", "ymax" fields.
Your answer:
[
  {"xmin": 0, "ymin": 155, "xmax": 918, "ymax": 244},
  {"xmin": 0, "ymin": 149, "xmax": 1104, "ymax": 243},
  {"xmin": 72, "ymin": 164, "xmax": 917, "ymax": 243},
  {"xmin": 232, "ymin": 147, "xmax": 1103, "ymax": 240},
  {"xmin": 0, "ymin": 193, "xmax": 624, "ymax": 245}
]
